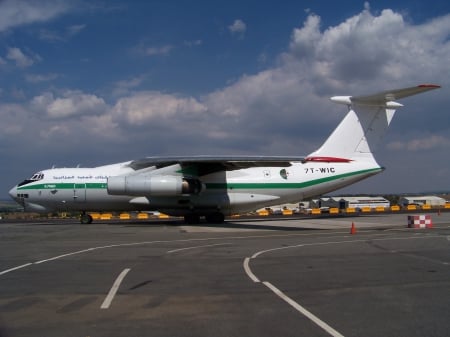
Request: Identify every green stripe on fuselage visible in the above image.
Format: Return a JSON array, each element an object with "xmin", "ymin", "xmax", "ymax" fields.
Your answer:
[
  {"xmin": 206, "ymin": 168, "xmax": 382, "ymax": 190},
  {"xmin": 17, "ymin": 182, "xmax": 107, "ymax": 190},
  {"xmin": 17, "ymin": 168, "xmax": 381, "ymax": 191}
]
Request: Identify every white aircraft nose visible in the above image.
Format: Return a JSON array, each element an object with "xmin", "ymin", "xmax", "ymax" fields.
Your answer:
[{"xmin": 9, "ymin": 185, "xmax": 18, "ymax": 200}]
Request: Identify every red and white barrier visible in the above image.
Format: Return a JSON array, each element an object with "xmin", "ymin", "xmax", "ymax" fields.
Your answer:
[{"xmin": 407, "ymin": 215, "xmax": 433, "ymax": 228}]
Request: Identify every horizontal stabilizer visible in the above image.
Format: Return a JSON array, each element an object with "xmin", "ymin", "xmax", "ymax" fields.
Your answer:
[
  {"xmin": 331, "ymin": 84, "xmax": 440, "ymax": 106},
  {"xmin": 311, "ymin": 83, "xmax": 440, "ymax": 160}
]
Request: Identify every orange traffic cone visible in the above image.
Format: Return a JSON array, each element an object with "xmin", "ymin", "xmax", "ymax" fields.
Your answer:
[{"xmin": 350, "ymin": 222, "xmax": 356, "ymax": 235}]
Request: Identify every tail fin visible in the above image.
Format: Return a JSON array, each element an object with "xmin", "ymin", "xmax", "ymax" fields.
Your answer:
[{"xmin": 307, "ymin": 84, "xmax": 440, "ymax": 162}]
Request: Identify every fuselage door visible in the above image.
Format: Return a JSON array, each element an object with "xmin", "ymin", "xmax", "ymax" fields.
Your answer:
[{"xmin": 73, "ymin": 183, "xmax": 86, "ymax": 202}]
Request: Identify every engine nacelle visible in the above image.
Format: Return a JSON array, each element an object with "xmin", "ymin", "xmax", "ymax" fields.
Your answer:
[{"xmin": 107, "ymin": 175, "xmax": 203, "ymax": 196}]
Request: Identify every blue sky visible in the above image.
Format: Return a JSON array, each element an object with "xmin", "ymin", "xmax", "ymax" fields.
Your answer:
[{"xmin": 1, "ymin": 0, "xmax": 450, "ymax": 198}]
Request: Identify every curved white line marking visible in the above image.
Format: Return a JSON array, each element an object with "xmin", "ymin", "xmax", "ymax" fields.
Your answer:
[
  {"xmin": 0, "ymin": 232, "xmax": 333, "ymax": 276},
  {"xmin": 243, "ymin": 258, "xmax": 260, "ymax": 283},
  {"xmin": 263, "ymin": 281, "xmax": 345, "ymax": 337},
  {"xmin": 244, "ymin": 234, "xmax": 447, "ymax": 337},
  {"xmin": 1, "ymin": 232, "xmax": 444, "ymax": 277},
  {"xmin": 252, "ymin": 244, "xmax": 304, "ymax": 259},
  {"xmin": 167, "ymin": 243, "xmax": 230, "ymax": 254},
  {"xmin": 101, "ymin": 268, "xmax": 131, "ymax": 309},
  {"xmin": 34, "ymin": 248, "xmax": 96, "ymax": 264},
  {"xmin": 0, "ymin": 263, "xmax": 32, "ymax": 276}
]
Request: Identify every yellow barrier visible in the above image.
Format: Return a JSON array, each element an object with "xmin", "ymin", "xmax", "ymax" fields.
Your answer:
[
  {"xmin": 282, "ymin": 209, "xmax": 293, "ymax": 215},
  {"xmin": 421, "ymin": 204, "xmax": 431, "ymax": 210},
  {"xmin": 258, "ymin": 210, "xmax": 269, "ymax": 216},
  {"xmin": 375, "ymin": 206, "xmax": 386, "ymax": 212},
  {"xmin": 391, "ymin": 205, "xmax": 400, "ymax": 211},
  {"xmin": 311, "ymin": 208, "xmax": 321, "ymax": 215},
  {"xmin": 119, "ymin": 213, "xmax": 130, "ymax": 219},
  {"xmin": 137, "ymin": 213, "xmax": 149, "ymax": 219},
  {"xmin": 361, "ymin": 207, "xmax": 371, "ymax": 213},
  {"xmin": 158, "ymin": 213, "xmax": 169, "ymax": 219},
  {"xmin": 445, "ymin": 203, "xmax": 450, "ymax": 209},
  {"xmin": 407, "ymin": 205, "xmax": 417, "ymax": 210},
  {"xmin": 100, "ymin": 213, "xmax": 112, "ymax": 220},
  {"xmin": 89, "ymin": 213, "xmax": 101, "ymax": 220},
  {"xmin": 346, "ymin": 207, "xmax": 356, "ymax": 213},
  {"xmin": 329, "ymin": 208, "xmax": 339, "ymax": 214}
]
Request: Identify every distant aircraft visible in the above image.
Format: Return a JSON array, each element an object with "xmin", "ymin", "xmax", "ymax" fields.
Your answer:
[{"xmin": 9, "ymin": 84, "xmax": 440, "ymax": 224}]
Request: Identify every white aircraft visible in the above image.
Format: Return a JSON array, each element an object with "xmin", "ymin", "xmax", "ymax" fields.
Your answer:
[{"xmin": 9, "ymin": 84, "xmax": 440, "ymax": 224}]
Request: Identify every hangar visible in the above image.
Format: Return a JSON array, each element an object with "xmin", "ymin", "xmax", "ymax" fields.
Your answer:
[
  {"xmin": 399, "ymin": 195, "xmax": 446, "ymax": 207},
  {"xmin": 311, "ymin": 196, "xmax": 390, "ymax": 210}
]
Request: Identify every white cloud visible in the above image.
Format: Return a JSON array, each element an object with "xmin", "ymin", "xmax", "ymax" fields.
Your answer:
[
  {"xmin": 388, "ymin": 135, "xmax": 450, "ymax": 151},
  {"xmin": 39, "ymin": 24, "xmax": 87, "ymax": 42},
  {"xmin": 31, "ymin": 90, "xmax": 108, "ymax": 119},
  {"xmin": 0, "ymin": 0, "xmax": 72, "ymax": 32},
  {"xmin": 228, "ymin": 19, "xmax": 247, "ymax": 38},
  {"xmin": 184, "ymin": 40, "xmax": 202, "ymax": 47},
  {"xmin": 6, "ymin": 47, "xmax": 38, "ymax": 68},
  {"xmin": 67, "ymin": 24, "xmax": 86, "ymax": 37},
  {"xmin": 285, "ymin": 8, "xmax": 450, "ymax": 90},
  {"xmin": 112, "ymin": 76, "xmax": 146, "ymax": 97},
  {"xmin": 112, "ymin": 91, "xmax": 207, "ymax": 125},
  {"xmin": 25, "ymin": 73, "xmax": 59, "ymax": 83},
  {"xmin": 0, "ymin": 103, "xmax": 26, "ymax": 135},
  {"xmin": 145, "ymin": 45, "xmax": 174, "ymax": 56},
  {"xmin": 3, "ymin": 5, "xmax": 450, "ymax": 193}
]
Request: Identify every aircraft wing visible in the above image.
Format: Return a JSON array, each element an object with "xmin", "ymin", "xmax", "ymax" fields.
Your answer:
[{"xmin": 128, "ymin": 155, "xmax": 305, "ymax": 175}]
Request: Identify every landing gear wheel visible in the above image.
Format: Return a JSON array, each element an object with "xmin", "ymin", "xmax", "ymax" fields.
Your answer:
[
  {"xmin": 184, "ymin": 214, "xmax": 200, "ymax": 225},
  {"xmin": 80, "ymin": 213, "xmax": 93, "ymax": 224},
  {"xmin": 205, "ymin": 212, "xmax": 225, "ymax": 224}
]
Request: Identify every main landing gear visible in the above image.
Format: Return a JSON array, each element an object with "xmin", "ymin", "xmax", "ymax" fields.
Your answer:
[{"xmin": 80, "ymin": 212, "xmax": 93, "ymax": 224}]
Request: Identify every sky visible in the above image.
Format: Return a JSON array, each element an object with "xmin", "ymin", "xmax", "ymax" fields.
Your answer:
[{"xmin": 1, "ymin": 0, "xmax": 449, "ymax": 199}]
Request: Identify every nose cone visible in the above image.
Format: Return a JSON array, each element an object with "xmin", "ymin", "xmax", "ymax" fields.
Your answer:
[{"xmin": 9, "ymin": 185, "xmax": 17, "ymax": 200}]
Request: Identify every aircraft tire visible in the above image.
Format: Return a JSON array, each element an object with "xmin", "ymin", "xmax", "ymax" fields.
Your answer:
[
  {"xmin": 80, "ymin": 214, "xmax": 93, "ymax": 224},
  {"xmin": 205, "ymin": 212, "xmax": 225, "ymax": 224},
  {"xmin": 184, "ymin": 214, "xmax": 200, "ymax": 225}
]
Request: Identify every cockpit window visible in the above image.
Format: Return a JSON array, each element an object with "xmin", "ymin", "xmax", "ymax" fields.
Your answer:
[
  {"xmin": 18, "ymin": 172, "xmax": 44, "ymax": 187},
  {"xmin": 30, "ymin": 172, "xmax": 44, "ymax": 181}
]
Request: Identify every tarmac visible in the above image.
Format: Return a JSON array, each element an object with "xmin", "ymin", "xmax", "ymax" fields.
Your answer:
[{"xmin": 0, "ymin": 212, "xmax": 449, "ymax": 337}]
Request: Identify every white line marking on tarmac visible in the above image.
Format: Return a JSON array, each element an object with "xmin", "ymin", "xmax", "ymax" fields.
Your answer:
[
  {"xmin": 167, "ymin": 243, "xmax": 230, "ymax": 254},
  {"xmin": 34, "ymin": 248, "xmax": 96, "ymax": 264},
  {"xmin": 0, "ymin": 232, "xmax": 349, "ymax": 277},
  {"xmin": 100, "ymin": 268, "xmax": 131, "ymax": 309},
  {"xmin": 251, "ymin": 244, "xmax": 304, "ymax": 259},
  {"xmin": 0, "ymin": 231, "xmax": 444, "ymax": 277},
  {"xmin": 0, "ymin": 263, "xmax": 33, "ymax": 276},
  {"xmin": 243, "ymin": 258, "xmax": 260, "ymax": 283},
  {"xmin": 244, "ymin": 234, "xmax": 450, "ymax": 337},
  {"xmin": 263, "ymin": 281, "xmax": 345, "ymax": 337}
]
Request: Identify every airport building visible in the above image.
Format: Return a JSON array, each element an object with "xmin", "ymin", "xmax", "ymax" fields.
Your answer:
[
  {"xmin": 310, "ymin": 196, "xmax": 390, "ymax": 210},
  {"xmin": 399, "ymin": 195, "xmax": 446, "ymax": 207}
]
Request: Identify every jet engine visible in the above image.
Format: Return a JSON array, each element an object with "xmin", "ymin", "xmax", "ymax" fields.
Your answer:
[{"xmin": 107, "ymin": 175, "xmax": 203, "ymax": 196}]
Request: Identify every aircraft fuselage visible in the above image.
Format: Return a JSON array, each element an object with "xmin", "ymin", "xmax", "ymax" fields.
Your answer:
[{"xmin": 9, "ymin": 160, "xmax": 382, "ymax": 217}]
